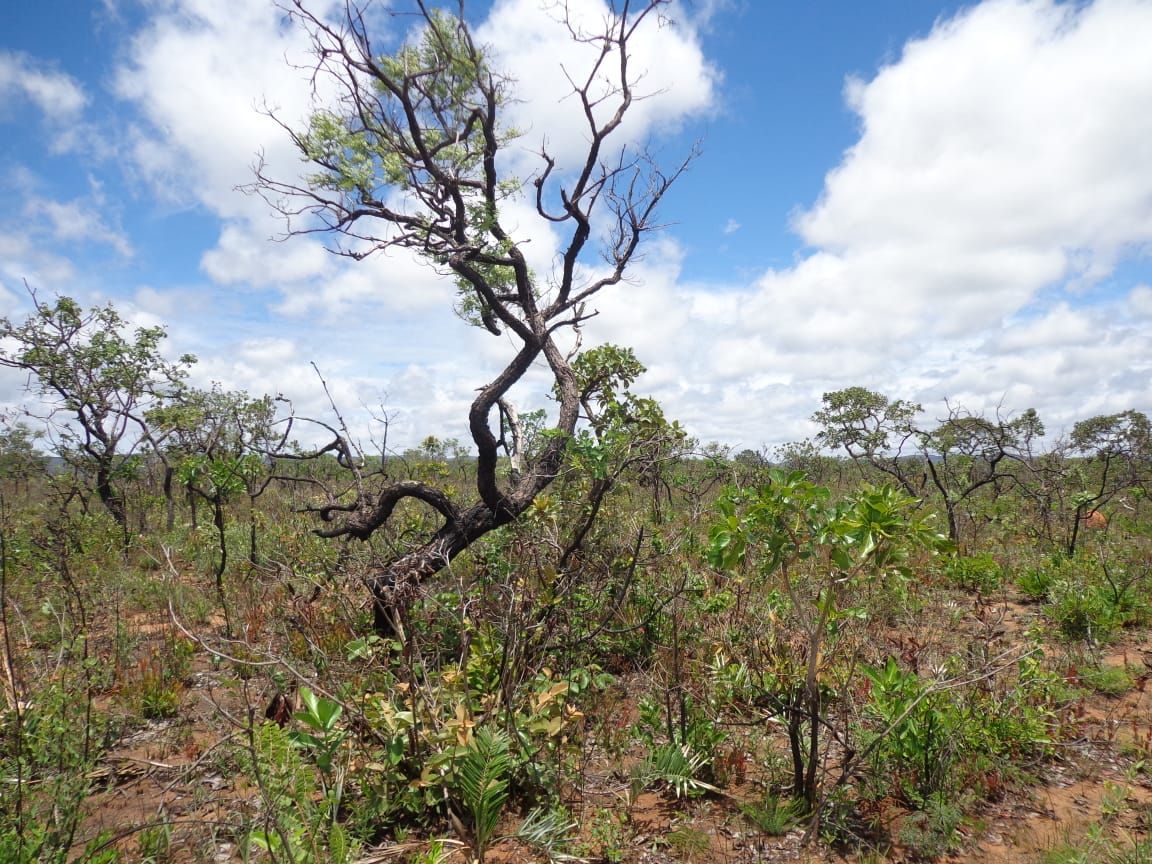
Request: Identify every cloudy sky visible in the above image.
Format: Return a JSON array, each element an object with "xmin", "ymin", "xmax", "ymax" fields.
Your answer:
[{"xmin": 1, "ymin": 0, "xmax": 1150, "ymax": 453}]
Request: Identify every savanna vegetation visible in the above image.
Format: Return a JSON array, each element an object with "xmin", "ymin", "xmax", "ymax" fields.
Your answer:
[{"xmin": 2, "ymin": 3, "xmax": 1151, "ymax": 863}]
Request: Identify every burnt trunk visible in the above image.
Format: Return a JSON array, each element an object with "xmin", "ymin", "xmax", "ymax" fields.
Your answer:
[
  {"xmin": 187, "ymin": 483, "xmax": 198, "ymax": 531},
  {"xmin": 95, "ymin": 463, "xmax": 127, "ymax": 529},
  {"xmin": 163, "ymin": 465, "xmax": 176, "ymax": 532},
  {"xmin": 212, "ymin": 494, "xmax": 227, "ymax": 590},
  {"xmin": 368, "ymin": 500, "xmax": 515, "ymax": 637}
]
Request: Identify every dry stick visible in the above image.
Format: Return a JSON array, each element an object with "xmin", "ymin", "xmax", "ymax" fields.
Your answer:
[
  {"xmin": 156, "ymin": 731, "xmax": 243, "ymax": 799},
  {"xmin": 0, "ymin": 499, "xmax": 21, "ymax": 711}
]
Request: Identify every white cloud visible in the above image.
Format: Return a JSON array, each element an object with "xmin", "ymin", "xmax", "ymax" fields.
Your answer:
[
  {"xmin": 201, "ymin": 224, "xmax": 329, "ymax": 287},
  {"xmin": 38, "ymin": 198, "xmax": 133, "ymax": 257},
  {"xmin": 0, "ymin": 52, "xmax": 91, "ymax": 152},
  {"xmin": 569, "ymin": 0, "xmax": 1152, "ymax": 447},
  {"xmin": 476, "ymin": 0, "xmax": 718, "ymax": 170},
  {"xmin": 0, "ymin": 232, "xmax": 78, "ymax": 297},
  {"xmin": 800, "ymin": 0, "xmax": 1152, "ymax": 263},
  {"xmin": 1129, "ymin": 284, "xmax": 1152, "ymax": 318},
  {"xmin": 113, "ymin": 1, "xmax": 325, "ymax": 218},
  {"xmin": 101, "ymin": 0, "xmax": 1152, "ymax": 452},
  {"xmin": 0, "ymin": 52, "xmax": 87, "ymax": 121}
]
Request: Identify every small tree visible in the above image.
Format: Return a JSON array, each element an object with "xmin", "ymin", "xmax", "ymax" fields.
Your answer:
[
  {"xmin": 0, "ymin": 292, "xmax": 195, "ymax": 534},
  {"xmin": 812, "ymin": 387, "xmax": 924, "ymax": 497},
  {"xmin": 1065, "ymin": 410, "xmax": 1151, "ymax": 555},
  {"xmin": 148, "ymin": 385, "xmax": 279, "ymax": 582},
  {"xmin": 707, "ymin": 471, "xmax": 947, "ymax": 809},
  {"xmin": 256, "ymin": 1, "xmax": 695, "ymax": 632},
  {"xmin": 814, "ymin": 388, "xmax": 1046, "ymax": 546},
  {"xmin": 916, "ymin": 405, "xmax": 1039, "ymax": 548},
  {"xmin": 0, "ymin": 421, "xmax": 46, "ymax": 498}
]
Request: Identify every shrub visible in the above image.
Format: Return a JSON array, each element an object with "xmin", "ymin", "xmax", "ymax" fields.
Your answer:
[{"xmin": 943, "ymin": 553, "xmax": 1004, "ymax": 593}]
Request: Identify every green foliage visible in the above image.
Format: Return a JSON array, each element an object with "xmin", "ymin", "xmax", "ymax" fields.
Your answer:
[
  {"xmin": 245, "ymin": 718, "xmax": 358, "ymax": 864},
  {"xmin": 707, "ymin": 469, "xmax": 948, "ymax": 579},
  {"xmin": 1047, "ymin": 576, "xmax": 1120, "ymax": 642},
  {"xmin": 943, "ymin": 552, "xmax": 1004, "ymax": 592},
  {"xmin": 0, "ymin": 680, "xmax": 107, "ymax": 864},
  {"xmin": 1015, "ymin": 554, "xmax": 1148, "ymax": 641},
  {"xmin": 740, "ymin": 794, "xmax": 802, "ymax": 836},
  {"xmin": 124, "ymin": 629, "xmax": 193, "ymax": 720},
  {"xmin": 1043, "ymin": 824, "xmax": 1152, "ymax": 864},
  {"xmin": 1071, "ymin": 410, "xmax": 1151, "ymax": 459},
  {"xmin": 0, "ymin": 423, "xmax": 45, "ymax": 486},
  {"xmin": 137, "ymin": 819, "xmax": 173, "ymax": 863},
  {"xmin": 150, "ymin": 384, "xmax": 275, "ymax": 498},
  {"xmin": 812, "ymin": 387, "xmax": 922, "ymax": 455},
  {"xmin": 1018, "ymin": 560, "xmax": 1061, "ymax": 601},
  {"xmin": 0, "ymin": 294, "xmax": 195, "ymax": 525},
  {"xmin": 863, "ymin": 657, "xmax": 956, "ymax": 803},
  {"xmin": 290, "ymin": 687, "xmax": 347, "ymax": 778},
  {"xmin": 564, "ymin": 344, "xmax": 688, "ymax": 477},
  {"xmin": 587, "ymin": 808, "xmax": 628, "ymax": 863},
  {"xmin": 1080, "ymin": 664, "xmax": 1134, "ymax": 697},
  {"xmin": 345, "ymin": 663, "xmax": 579, "ymax": 839},
  {"xmin": 0, "ymin": 296, "xmax": 193, "ymax": 417},
  {"xmin": 706, "ymin": 470, "xmax": 951, "ymax": 806},
  {"xmin": 514, "ymin": 807, "xmax": 580, "ymax": 863},
  {"xmin": 295, "ymin": 6, "xmax": 525, "ymax": 332},
  {"xmin": 631, "ymin": 743, "xmax": 718, "ymax": 800},
  {"xmin": 635, "ymin": 693, "xmax": 726, "ymax": 767},
  {"xmin": 896, "ymin": 793, "xmax": 964, "ymax": 859},
  {"xmin": 452, "ymin": 728, "xmax": 513, "ymax": 861}
]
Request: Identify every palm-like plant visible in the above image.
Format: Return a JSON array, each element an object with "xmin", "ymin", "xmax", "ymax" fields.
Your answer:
[{"xmin": 453, "ymin": 728, "xmax": 513, "ymax": 861}]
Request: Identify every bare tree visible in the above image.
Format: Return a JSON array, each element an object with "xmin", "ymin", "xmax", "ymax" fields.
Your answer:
[{"xmin": 254, "ymin": 1, "xmax": 695, "ymax": 631}]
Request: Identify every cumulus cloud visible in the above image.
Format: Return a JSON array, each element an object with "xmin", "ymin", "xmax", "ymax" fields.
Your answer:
[
  {"xmin": 0, "ymin": 169, "xmax": 132, "ymax": 301},
  {"xmin": 574, "ymin": 0, "xmax": 1152, "ymax": 447},
  {"xmin": 38, "ymin": 198, "xmax": 133, "ymax": 257},
  {"xmin": 780, "ymin": 0, "xmax": 1152, "ymax": 427},
  {"xmin": 113, "ymin": 1, "xmax": 320, "ymax": 213},
  {"xmin": 101, "ymin": 0, "xmax": 1152, "ymax": 451},
  {"xmin": 201, "ymin": 224, "xmax": 329, "ymax": 288},
  {"xmin": 476, "ymin": 0, "xmax": 718, "ymax": 170}
]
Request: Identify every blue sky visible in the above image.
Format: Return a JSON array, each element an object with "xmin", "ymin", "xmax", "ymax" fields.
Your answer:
[{"xmin": 2, "ymin": 0, "xmax": 1150, "ymax": 452}]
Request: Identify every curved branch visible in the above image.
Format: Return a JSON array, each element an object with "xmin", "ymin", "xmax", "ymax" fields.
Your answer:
[{"xmin": 314, "ymin": 480, "xmax": 461, "ymax": 540}]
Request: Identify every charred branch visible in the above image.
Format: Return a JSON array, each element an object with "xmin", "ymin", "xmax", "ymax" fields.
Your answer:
[{"xmin": 313, "ymin": 480, "xmax": 461, "ymax": 540}]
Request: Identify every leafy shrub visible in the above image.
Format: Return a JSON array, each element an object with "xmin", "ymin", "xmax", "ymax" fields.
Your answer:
[
  {"xmin": 0, "ymin": 681, "xmax": 108, "ymax": 863},
  {"xmin": 897, "ymin": 794, "xmax": 964, "ymax": 859},
  {"xmin": 862, "ymin": 657, "xmax": 959, "ymax": 804},
  {"xmin": 1080, "ymin": 664, "xmax": 1134, "ymax": 697},
  {"xmin": 741, "ymin": 794, "xmax": 802, "ymax": 836},
  {"xmin": 1046, "ymin": 578, "xmax": 1118, "ymax": 642},
  {"xmin": 1016, "ymin": 556, "xmax": 1075, "ymax": 601},
  {"xmin": 943, "ymin": 553, "xmax": 1003, "ymax": 593}
]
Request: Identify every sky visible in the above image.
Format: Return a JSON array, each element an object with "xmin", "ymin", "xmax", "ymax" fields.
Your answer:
[{"xmin": 1, "ymin": 0, "xmax": 1150, "ymax": 455}]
